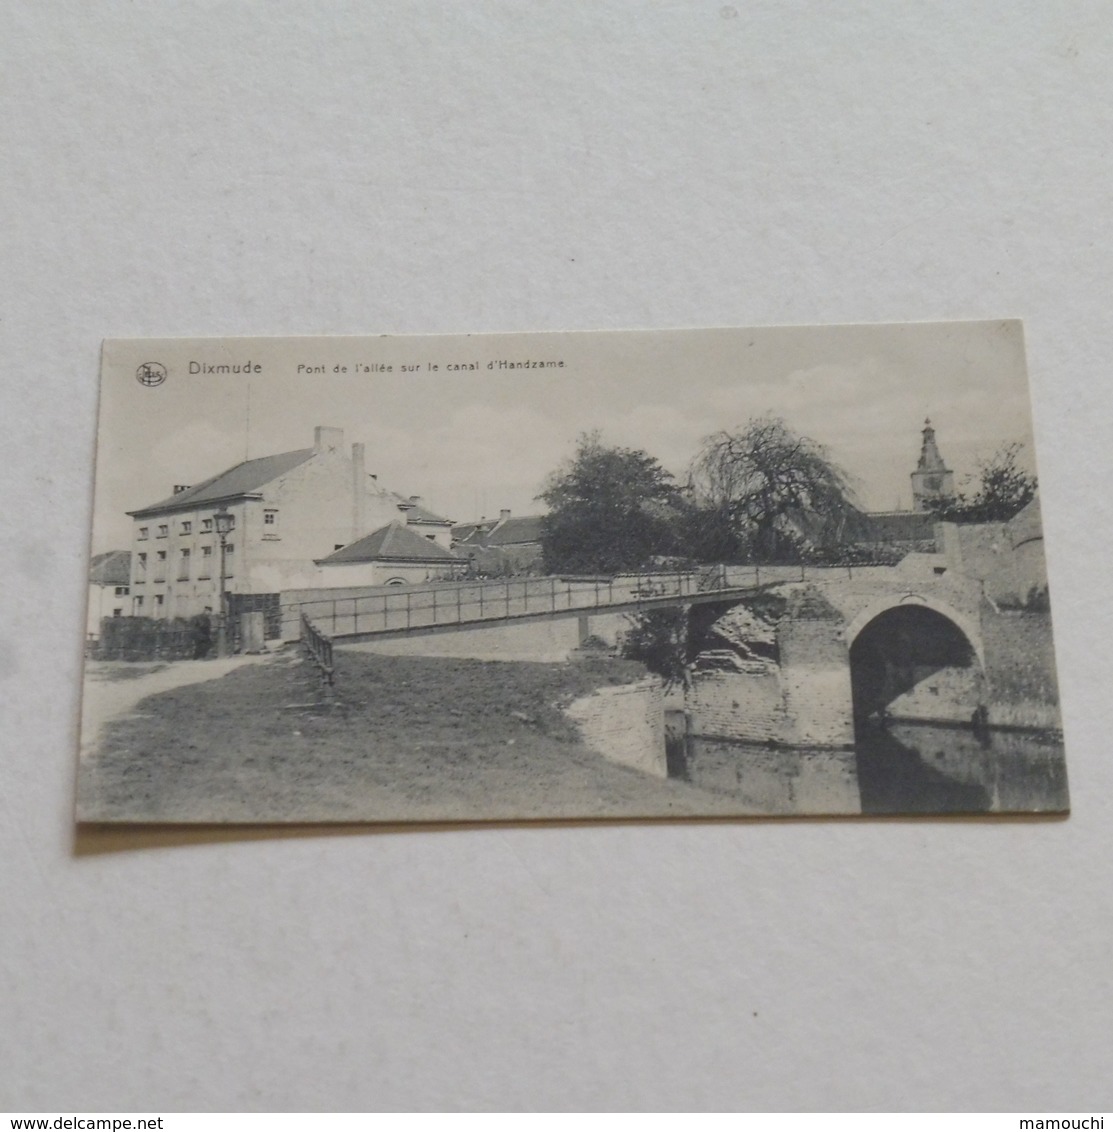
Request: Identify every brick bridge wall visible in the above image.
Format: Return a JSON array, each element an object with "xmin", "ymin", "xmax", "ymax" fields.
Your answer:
[
  {"xmin": 980, "ymin": 607, "xmax": 1061, "ymax": 730},
  {"xmin": 687, "ymin": 666, "xmax": 786, "ymax": 745},
  {"xmin": 779, "ymin": 612, "xmax": 856, "ymax": 745},
  {"xmin": 688, "ymin": 588, "xmax": 856, "ymax": 747}
]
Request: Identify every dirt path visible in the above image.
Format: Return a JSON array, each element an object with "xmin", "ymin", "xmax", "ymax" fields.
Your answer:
[{"xmin": 80, "ymin": 655, "xmax": 273, "ymax": 758}]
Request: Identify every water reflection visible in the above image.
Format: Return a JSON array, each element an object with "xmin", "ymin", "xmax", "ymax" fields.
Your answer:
[
  {"xmin": 666, "ymin": 711, "xmax": 860, "ymax": 815},
  {"xmin": 666, "ymin": 711, "xmax": 1068, "ymax": 815},
  {"xmin": 856, "ymin": 720, "xmax": 1068, "ymax": 814}
]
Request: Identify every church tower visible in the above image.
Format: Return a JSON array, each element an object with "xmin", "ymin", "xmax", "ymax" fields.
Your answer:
[{"xmin": 910, "ymin": 418, "xmax": 955, "ymax": 512}]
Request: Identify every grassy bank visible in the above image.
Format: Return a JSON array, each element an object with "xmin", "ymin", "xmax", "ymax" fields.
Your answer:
[{"xmin": 79, "ymin": 649, "xmax": 743, "ymax": 823}]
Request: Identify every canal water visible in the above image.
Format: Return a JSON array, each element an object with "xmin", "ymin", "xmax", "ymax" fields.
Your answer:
[{"xmin": 665, "ymin": 711, "xmax": 1068, "ymax": 815}]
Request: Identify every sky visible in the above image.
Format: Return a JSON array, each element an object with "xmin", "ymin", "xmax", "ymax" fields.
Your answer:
[{"xmin": 92, "ymin": 321, "xmax": 1038, "ymax": 553}]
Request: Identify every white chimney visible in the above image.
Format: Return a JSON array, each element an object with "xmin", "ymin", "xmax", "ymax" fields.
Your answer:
[
  {"xmin": 499, "ymin": 509, "xmax": 511, "ymax": 522},
  {"xmin": 352, "ymin": 443, "xmax": 366, "ymax": 540},
  {"xmin": 314, "ymin": 426, "xmax": 344, "ymax": 455}
]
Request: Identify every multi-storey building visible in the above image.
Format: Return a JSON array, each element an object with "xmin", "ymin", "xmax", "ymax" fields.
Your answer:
[{"xmin": 126, "ymin": 426, "xmax": 452, "ymax": 619}]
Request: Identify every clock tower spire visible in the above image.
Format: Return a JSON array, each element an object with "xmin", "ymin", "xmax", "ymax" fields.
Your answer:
[{"xmin": 910, "ymin": 417, "xmax": 955, "ymax": 512}]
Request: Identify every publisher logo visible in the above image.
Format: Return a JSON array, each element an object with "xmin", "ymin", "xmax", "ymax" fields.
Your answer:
[{"xmin": 136, "ymin": 361, "xmax": 167, "ymax": 387}]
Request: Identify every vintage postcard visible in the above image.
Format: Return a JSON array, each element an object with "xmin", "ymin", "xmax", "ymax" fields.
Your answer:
[{"xmin": 78, "ymin": 323, "xmax": 1068, "ymax": 823}]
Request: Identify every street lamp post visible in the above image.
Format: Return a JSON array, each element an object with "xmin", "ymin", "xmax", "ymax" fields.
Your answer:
[{"xmin": 214, "ymin": 507, "xmax": 235, "ymax": 657}]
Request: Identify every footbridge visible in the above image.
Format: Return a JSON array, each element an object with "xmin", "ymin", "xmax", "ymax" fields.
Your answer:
[
  {"xmin": 288, "ymin": 560, "xmax": 985, "ymax": 653},
  {"xmin": 288, "ymin": 566, "xmax": 780, "ymax": 644}
]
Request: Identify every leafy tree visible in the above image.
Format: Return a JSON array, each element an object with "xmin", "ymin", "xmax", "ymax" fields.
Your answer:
[
  {"xmin": 935, "ymin": 442, "xmax": 1037, "ymax": 523},
  {"xmin": 688, "ymin": 416, "xmax": 857, "ymax": 563},
  {"xmin": 621, "ymin": 608, "xmax": 691, "ymax": 690},
  {"xmin": 538, "ymin": 432, "xmax": 681, "ymax": 574}
]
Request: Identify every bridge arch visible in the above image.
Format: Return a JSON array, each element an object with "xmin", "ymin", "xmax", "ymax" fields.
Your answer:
[
  {"xmin": 843, "ymin": 593, "xmax": 984, "ymax": 667},
  {"xmin": 844, "ymin": 594, "xmax": 985, "ymax": 725}
]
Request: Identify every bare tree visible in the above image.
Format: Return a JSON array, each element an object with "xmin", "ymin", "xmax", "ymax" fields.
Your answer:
[{"xmin": 688, "ymin": 416, "xmax": 857, "ymax": 562}]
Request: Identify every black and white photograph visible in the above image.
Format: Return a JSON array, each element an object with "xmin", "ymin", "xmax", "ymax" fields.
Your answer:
[
  {"xmin": 78, "ymin": 321, "xmax": 1066, "ymax": 823},
  {"xmin": 11, "ymin": 2, "xmax": 1113, "ymax": 1113}
]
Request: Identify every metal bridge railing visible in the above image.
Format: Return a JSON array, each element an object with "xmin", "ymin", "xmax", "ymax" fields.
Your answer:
[
  {"xmin": 300, "ymin": 611, "xmax": 335, "ymax": 687},
  {"xmin": 285, "ymin": 561, "xmax": 934, "ymax": 643},
  {"xmin": 293, "ymin": 569, "xmax": 714, "ymax": 641}
]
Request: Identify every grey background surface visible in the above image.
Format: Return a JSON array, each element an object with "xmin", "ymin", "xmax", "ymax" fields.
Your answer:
[{"xmin": 2, "ymin": 1, "xmax": 1111, "ymax": 1112}]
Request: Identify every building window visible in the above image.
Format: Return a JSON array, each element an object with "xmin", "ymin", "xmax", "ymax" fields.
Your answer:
[
  {"xmin": 263, "ymin": 509, "xmax": 280, "ymax": 539},
  {"xmin": 155, "ymin": 594, "xmax": 164, "ymax": 607},
  {"xmin": 157, "ymin": 524, "xmax": 168, "ymax": 538},
  {"xmin": 225, "ymin": 543, "xmax": 234, "ymax": 577},
  {"xmin": 425, "ymin": 534, "xmax": 436, "ymax": 541},
  {"xmin": 155, "ymin": 550, "xmax": 167, "ymax": 581},
  {"xmin": 138, "ymin": 527, "xmax": 148, "ymax": 541},
  {"xmin": 112, "ymin": 608, "xmax": 122, "ymax": 617},
  {"xmin": 181, "ymin": 520, "xmax": 192, "ymax": 534},
  {"xmin": 199, "ymin": 545, "xmax": 212, "ymax": 579},
  {"xmin": 114, "ymin": 585, "xmax": 129, "ymax": 596},
  {"xmin": 136, "ymin": 553, "xmax": 147, "ymax": 577},
  {"xmin": 134, "ymin": 596, "xmax": 144, "ymax": 610},
  {"xmin": 178, "ymin": 548, "xmax": 191, "ymax": 581},
  {"xmin": 201, "ymin": 518, "xmax": 213, "ymax": 533}
]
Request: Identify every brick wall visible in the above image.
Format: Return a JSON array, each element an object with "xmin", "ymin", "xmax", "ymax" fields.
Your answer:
[
  {"xmin": 687, "ymin": 590, "xmax": 855, "ymax": 748},
  {"xmin": 687, "ymin": 668, "xmax": 787, "ymax": 744},
  {"xmin": 940, "ymin": 521, "xmax": 1049, "ymax": 606},
  {"xmin": 887, "ymin": 664, "xmax": 986, "ymax": 723},
  {"xmin": 688, "ymin": 584, "xmax": 860, "ymax": 751},
  {"xmin": 564, "ymin": 677, "xmax": 667, "ymax": 777},
  {"xmin": 778, "ymin": 616, "xmax": 854, "ymax": 746},
  {"xmin": 981, "ymin": 608, "xmax": 1061, "ymax": 729}
]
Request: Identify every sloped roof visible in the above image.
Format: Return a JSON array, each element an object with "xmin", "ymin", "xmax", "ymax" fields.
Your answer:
[
  {"xmin": 485, "ymin": 514, "xmax": 544, "ymax": 546},
  {"xmin": 451, "ymin": 521, "xmax": 493, "ymax": 544},
  {"xmin": 451, "ymin": 514, "xmax": 545, "ymax": 547},
  {"xmin": 389, "ymin": 493, "xmax": 453, "ymax": 525},
  {"xmin": 850, "ymin": 510, "xmax": 938, "ymax": 544},
  {"xmin": 89, "ymin": 550, "xmax": 131, "ymax": 586},
  {"xmin": 129, "ymin": 448, "xmax": 315, "ymax": 517},
  {"xmin": 318, "ymin": 522, "xmax": 460, "ymax": 564}
]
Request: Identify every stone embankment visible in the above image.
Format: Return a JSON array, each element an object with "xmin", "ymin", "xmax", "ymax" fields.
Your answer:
[{"xmin": 564, "ymin": 677, "xmax": 667, "ymax": 778}]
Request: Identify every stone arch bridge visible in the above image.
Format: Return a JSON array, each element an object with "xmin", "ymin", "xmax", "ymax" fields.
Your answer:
[{"xmin": 682, "ymin": 565, "xmax": 989, "ymax": 748}]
